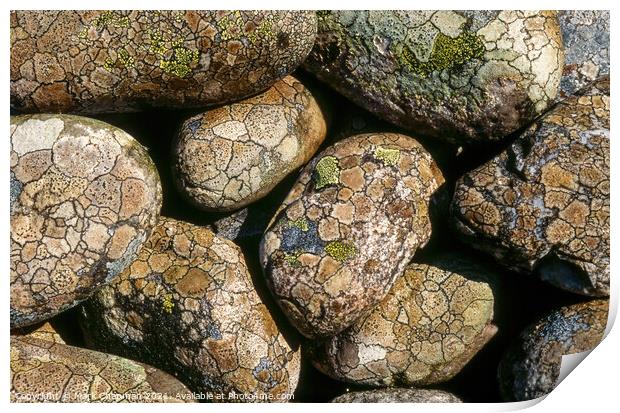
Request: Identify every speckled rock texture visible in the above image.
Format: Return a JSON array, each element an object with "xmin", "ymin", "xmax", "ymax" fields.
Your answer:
[
  {"xmin": 13, "ymin": 322, "xmax": 65, "ymax": 344},
  {"xmin": 308, "ymin": 254, "xmax": 497, "ymax": 386},
  {"xmin": 558, "ymin": 11, "xmax": 609, "ymax": 98},
  {"xmin": 210, "ymin": 206, "xmax": 271, "ymax": 242},
  {"xmin": 498, "ymin": 299, "xmax": 608, "ymax": 401},
  {"xmin": 11, "ymin": 336, "xmax": 194, "ymax": 403},
  {"xmin": 260, "ymin": 133, "xmax": 444, "ymax": 338},
  {"xmin": 331, "ymin": 388, "xmax": 462, "ymax": 403},
  {"xmin": 10, "ymin": 10, "xmax": 317, "ymax": 113},
  {"xmin": 452, "ymin": 77, "xmax": 609, "ymax": 296},
  {"xmin": 10, "ymin": 114, "xmax": 162, "ymax": 329},
  {"xmin": 80, "ymin": 217, "xmax": 300, "ymax": 402},
  {"xmin": 173, "ymin": 75, "xmax": 327, "ymax": 212},
  {"xmin": 304, "ymin": 11, "xmax": 564, "ymax": 143}
]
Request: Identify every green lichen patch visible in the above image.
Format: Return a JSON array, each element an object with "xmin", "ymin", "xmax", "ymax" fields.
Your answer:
[
  {"xmin": 402, "ymin": 31, "xmax": 485, "ymax": 77},
  {"xmin": 159, "ymin": 46, "xmax": 199, "ymax": 78},
  {"xmin": 373, "ymin": 146, "xmax": 400, "ymax": 166},
  {"xmin": 283, "ymin": 252, "xmax": 302, "ymax": 267},
  {"xmin": 314, "ymin": 156, "xmax": 340, "ymax": 190},
  {"xmin": 325, "ymin": 241, "xmax": 357, "ymax": 262},
  {"xmin": 288, "ymin": 218, "xmax": 309, "ymax": 232},
  {"xmin": 118, "ymin": 48, "xmax": 135, "ymax": 68},
  {"xmin": 94, "ymin": 11, "xmax": 130, "ymax": 30}
]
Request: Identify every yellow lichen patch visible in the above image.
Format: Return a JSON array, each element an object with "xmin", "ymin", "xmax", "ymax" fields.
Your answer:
[
  {"xmin": 325, "ymin": 241, "xmax": 357, "ymax": 262},
  {"xmin": 314, "ymin": 156, "xmax": 340, "ymax": 190},
  {"xmin": 162, "ymin": 293, "xmax": 175, "ymax": 313},
  {"xmin": 373, "ymin": 146, "xmax": 400, "ymax": 166},
  {"xmin": 288, "ymin": 218, "xmax": 309, "ymax": 232}
]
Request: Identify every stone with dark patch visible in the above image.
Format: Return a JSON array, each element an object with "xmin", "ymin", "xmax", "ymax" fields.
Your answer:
[{"xmin": 331, "ymin": 388, "xmax": 462, "ymax": 403}]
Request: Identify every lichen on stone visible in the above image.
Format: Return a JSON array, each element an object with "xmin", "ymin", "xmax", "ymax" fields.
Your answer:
[
  {"xmin": 314, "ymin": 155, "xmax": 340, "ymax": 190},
  {"xmin": 373, "ymin": 146, "xmax": 400, "ymax": 166},
  {"xmin": 325, "ymin": 241, "xmax": 356, "ymax": 262}
]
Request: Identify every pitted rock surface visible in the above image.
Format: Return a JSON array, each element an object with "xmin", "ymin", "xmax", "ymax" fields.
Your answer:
[
  {"xmin": 452, "ymin": 77, "xmax": 609, "ymax": 296},
  {"xmin": 11, "ymin": 11, "xmax": 317, "ymax": 113},
  {"xmin": 309, "ymin": 254, "xmax": 497, "ymax": 386},
  {"xmin": 10, "ymin": 336, "xmax": 194, "ymax": 403},
  {"xmin": 260, "ymin": 133, "xmax": 444, "ymax": 338},
  {"xmin": 498, "ymin": 299, "xmax": 608, "ymax": 401},
  {"xmin": 10, "ymin": 114, "xmax": 162, "ymax": 328},
  {"xmin": 331, "ymin": 388, "xmax": 462, "ymax": 403},
  {"xmin": 558, "ymin": 11, "xmax": 609, "ymax": 98},
  {"xmin": 80, "ymin": 217, "xmax": 300, "ymax": 402},
  {"xmin": 173, "ymin": 75, "xmax": 327, "ymax": 212},
  {"xmin": 304, "ymin": 11, "xmax": 563, "ymax": 143}
]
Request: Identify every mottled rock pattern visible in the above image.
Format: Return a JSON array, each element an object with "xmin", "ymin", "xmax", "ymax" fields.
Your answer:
[
  {"xmin": 173, "ymin": 75, "xmax": 327, "ymax": 212},
  {"xmin": 260, "ymin": 133, "xmax": 444, "ymax": 338},
  {"xmin": 10, "ymin": 114, "xmax": 162, "ymax": 328},
  {"xmin": 558, "ymin": 11, "xmax": 609, "ymax": 98},
  {"xmin": 11, "ymin": 11, "xmax": 317, "ymax": 113},
  {"xmin": 309, "ymin": 254, "xmax": 497, "ymax": 386},
  {"xmin": 13, "ymin": 322, "xmax": 65, "ymax": 344},
  {"xmin": 498, "ymin": 299, "xmax": 608, "ymax": 401},
  {"xmin": 331, "ymin": 388, "xmax": 462, "ymax": 403},
  {"xmin": 452, "ymin": 77, "xmax": 609, "ymax": 296},
  {"xmin": 11, "ymin": 336, "xmax": 194, "ymax": 402},
  {"xmin": 305, "ymin": 11, "xmax": 563, "ymax": 143},
  {"xmin": 211, "ymin": 206, "xmax": 271, "ymax": 242},
  {"xmin": 80, "ymin": 217, "xmax": 300, "ymax": 402}
]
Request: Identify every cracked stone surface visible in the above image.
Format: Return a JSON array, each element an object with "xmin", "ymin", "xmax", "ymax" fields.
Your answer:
[
  {"xmin": 173, "ymin": 75, "xmax": 327, "ymax": 212},
  {"xmin": 331, "ymin": 388, "xmax": 462, "ymax": 403},
  {"xmin": 558, "ymin": 10, "xmax": 609, "ymax": 98},
  {"xmin": 308, "ymin": 253, "xmax": 497, "ymax": 386},
  {"xmin": 10, "ymin": 11, "xmax": 317, "ymax": 113},
  {"xmin": 13, "ymin": 322, "xmax": 66, "ymax": 345},
  {"xmin": 452, "ymin": 77, "xmax": 609, "ymax": 296},
  {"xmin": 304, "ymin": 11, "xmax": 563, "ymax": 144},
  {"xmin": 80, "ymin": 217, "xmax": 300, "ymax": 402},
  {"xmin": 498, "ymin": 299, "xmax": 608, "ymax": 401},
  {"xmin": 260, "ymin": 133, "xmax": 444, "ymax": 338},
  {"xmin": 11, "ymin": 335, "xmax": 194, "ymax": 403},
  {"xmin": 10, "ymin": 114, "xmax": 162, "ymax": 329}
]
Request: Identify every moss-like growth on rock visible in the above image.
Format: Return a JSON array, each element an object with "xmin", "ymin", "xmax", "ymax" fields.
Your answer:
[
  {"xmin": 314, "ymin": 155, "xmax": 340, "ymax": 190},
  {"xmin": 402, "ymin": 31, "xmax": 485, "ymax": 77},
  {"xmin": 325, "ymin": 241, "xmax": 357, "ymax": 262},
  {"xmin": 373, "ymin": 146, "xmax": 400, "ymax": 166}
]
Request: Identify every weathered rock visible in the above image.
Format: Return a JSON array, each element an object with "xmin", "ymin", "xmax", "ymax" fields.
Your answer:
[
  {"xmin": 260, "ymin": 133, "xmax": 444, "ymax": 338},
  {"xmin": 10, "ymin": 336, "xmax": 194, "ymax": 403},
  {"xmin": 80, "ymin": 217, "xmax": 300, "ymax": 402},
  {"xmin": 452, "ymin": 77, "xmax": 609, "ymax": 296},
  {"xmin": 11, "ymin": 11, "xmax": 317, "ymax": 113},
  {"xmin": 304, "ymin": 11, "xmax": 563, "ymax": 143},
  {"xmin": 309, "ymin": 254, "xmax": 497, "ymax": 386},
  {"xmin": 558, "ymin": 11, "xmax": 609, "ymax": 98},
  {"xmin": 10, "ymin": 114, "xmax": 162, "ymax": 328},
  {"xmin": 12, "ymin": 322, "xmax": 65, "ymax": 344},
  {"xmin": 173, "ymin": 75, "xmax": 327, "ymax": 212},
  {"xmin": 331, "ymin": 388, "xmax": 462, "ymax": 403},
  {"xmin": 210, "ymin": 206, "xmax": 271, "ymax": 242},
  {"xmin": 498, "ymin": 299, "xmax": 608, "ymax": 401}
]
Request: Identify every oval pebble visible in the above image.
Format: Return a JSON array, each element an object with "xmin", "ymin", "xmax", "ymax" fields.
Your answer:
[
  {"xmin": 308, "ymin": 254, "xmax": 497, "ymax": 386},
  {"xmin": 11, "ymin": 335, "xmax": 194, "ymax": 403},
  {"xmin": 260, "ymin": 132, "xmax": 444, "ymax": 338},
  {"xmin": 452, "ymin": 77, "xmax": 609, "ymax": 296},
  {"xmin": 331, "ymin": 388, "xmax": 462, "ymax": 403},
  {"xmin": 498, "ymin": 299, "xmax": 608, "ymax": 401},
  {"xmin": 304, "ymin": 11, "xmax": 563, "ymax": 143},
  {"xmin": 80, "ymin": 217, "xmax": 300, "ymax": 402},
  {"xmin": 10, "ymin": 11, "xmax": 317, "ymax": 113},
  {"xmin": 10, "ymin": 114, "xmax": 162, "ymax": 328},
  {"xmin": 173, "ymin": 75, "xmax": 327, "ymax": 212}
]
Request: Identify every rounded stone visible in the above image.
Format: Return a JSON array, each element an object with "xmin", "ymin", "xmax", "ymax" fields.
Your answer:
[
  {"xmin": 80, "ymin": 217, "xmax": 300, "ymax": 402},
  {"xmin": 304, "ymin": 11, "xmax": 563, "ymax": 143},
  {"xmin": 558, "ymin": 11, "xmax": 609, "ymax": 98},
  {"xmin": 260, "ymin": 132, "xmax": 444, "ymax": 338},
  {"xmin": 10, "ymin": 114, "xmax": 162, "ymax": 328},
  {"xmin": 308, "ymin": 253, "xmax": 497, "ymax": 386},
  {"xmin": 452, "ymin": 77, "xmax": 609, "ymax": 296},
  {"xmin": 331, "ymin": 388, "xmax": 462, "ymax": 403},
  {"xmin": 10, "ymin": 11, "xmax": 317, "ymax": 113},
  {"xmin": 10, "ymin": 335, "xmax": 194, "ymax": 402},
  {"xmin": 498, "ymin": 299, "xmax": 608, "ymax": 401},
  {"xmin": 173, "ymin": 75, "xmax": 327, "ymax": 212}
]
